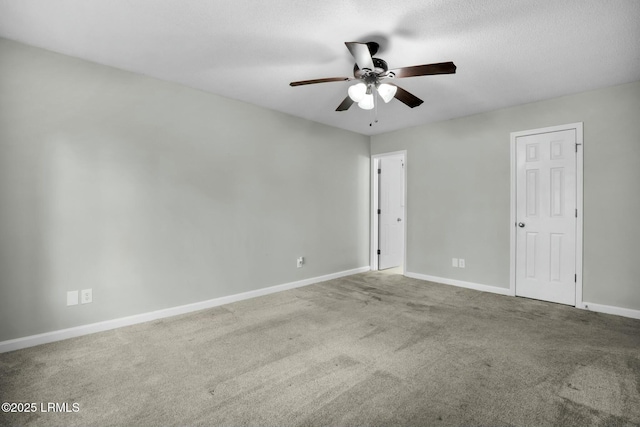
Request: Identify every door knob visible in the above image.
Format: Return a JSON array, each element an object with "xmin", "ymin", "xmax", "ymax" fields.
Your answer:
[
  {"xmin": 518, "ymin": 222, "xmax": 525, "ymax": 228},
  {"xmin": 397, "ymin": 218, "xmax": 402, "ymax": 222}
]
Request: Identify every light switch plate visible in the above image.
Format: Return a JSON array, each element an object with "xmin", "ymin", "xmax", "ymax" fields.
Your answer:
[
  {"xmin": 452, "ymin": 258, "xmax": 458, "ymax": 267},
  {"xmin": 67, "ymin": 290, "xmax": 79, "ymax": 306}
]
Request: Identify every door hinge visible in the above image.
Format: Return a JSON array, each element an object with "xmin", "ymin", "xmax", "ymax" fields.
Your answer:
[
  {"xmin": 377, "ymin": 168, "xmax": 381, "ymax": 174},
  {"xmin": 377, "ymin": 249, "xmax": 381, "ymax": 255},
  {"xmin": 575, "ymin": 143, "xmax": 578, "ymax": 153},
  {"xmin": 377, "ymin": 209, "xmax": 381, "ymax": 214},
  {"xmin": 575, "ymin": 209, "xmax": 578, "ymax": 218},
  {"xmin": 575, "ymin": 274, "xmax": 577, "ymax": 282}
]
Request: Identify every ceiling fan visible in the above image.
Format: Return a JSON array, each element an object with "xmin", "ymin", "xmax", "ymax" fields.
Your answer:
[{"xmin": 290, "ymin": 41, "xmax": 456, "ymax": 112}]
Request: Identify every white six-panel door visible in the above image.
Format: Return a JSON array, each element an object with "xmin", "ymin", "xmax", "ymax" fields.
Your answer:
[
  {"xmin": 379, "ymin": 155, "xmax": 405, "ymax": 270},
  {"xmin": 515, "ymin": 129, "xmax": 577, "ymax": 305}
]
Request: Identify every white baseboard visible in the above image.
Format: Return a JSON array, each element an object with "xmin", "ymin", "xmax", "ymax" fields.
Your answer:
[
  {"xmin": 0, "ymin": 266, "xmax": 370, "ymax": 353},
  {"xmin": 407, "ymin": 272, "xmax": 640, "ymax": 321},
  {"xmin": 405, "ymin": 272, "xmax": 512, "ymax": 296},
  {"xmin": 579, "ymin": 301, "xmax": 640, "ymax": 320}
]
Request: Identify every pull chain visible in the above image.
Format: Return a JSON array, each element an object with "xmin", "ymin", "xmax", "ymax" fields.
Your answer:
[{"xmin": 370, "ymin": 87, "xmax": 379, "ymax": 127}]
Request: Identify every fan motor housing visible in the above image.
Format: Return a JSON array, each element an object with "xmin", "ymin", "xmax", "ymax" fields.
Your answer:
[{"xmin": 354, "ymin": 58, "xmax": 388, "ymax": 79}]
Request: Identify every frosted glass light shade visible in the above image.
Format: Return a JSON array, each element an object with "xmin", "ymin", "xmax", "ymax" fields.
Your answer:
[
  {"xmin": 377, "ymin": 83, "xmax": 397, "ymax": 103},
  {"xmin": 358, "ymin": 93, "xmax": 375, "ymax": 110},
  {"xmin": 348, "ymin": 83, "xmax": 367, "ymax": 102}
]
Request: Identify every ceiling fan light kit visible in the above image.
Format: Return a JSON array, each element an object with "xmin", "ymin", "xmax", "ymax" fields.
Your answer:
[
  {"xmin": 347, "ymin": 82, "xmax": 396, "ymax": 106},
  {"xmin": 290, "ymin": 41, "xmax": 456, "ymax": 120}
]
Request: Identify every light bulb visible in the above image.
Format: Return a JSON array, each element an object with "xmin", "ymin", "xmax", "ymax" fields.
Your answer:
[
  {"xmin": 377, "ymin": 83, "xmax": 397, "ymax": 103},
  {"xmin": 358, "ymin": 93, "xmax": 374, "ymax": 110},
  {"xmin": 348, "ymin": 83, "xmax": 367, "ymax": 102}
]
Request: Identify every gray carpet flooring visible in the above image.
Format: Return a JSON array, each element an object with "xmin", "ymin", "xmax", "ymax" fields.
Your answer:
[{"xmin": 1, "ymin": 271, "xmax": 639, "ymax": 426}]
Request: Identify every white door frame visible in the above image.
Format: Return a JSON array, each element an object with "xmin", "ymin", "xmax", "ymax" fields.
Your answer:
[
  {"xmin": 371, "ymin": 151, "xmax": 407, "ymax": 272},
  {"xmin": 509, "ymin": 122, "xmax": 584, "ymax": 306}
]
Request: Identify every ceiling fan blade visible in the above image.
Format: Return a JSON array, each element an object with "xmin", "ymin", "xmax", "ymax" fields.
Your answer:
[
  {"xmin": 389, "ymin": 62, "xmax": 457, "ymax": 79},
  {"xmin": 290, "ymin": 77, "xmax": 351, "ymax": 87},
  {"xmin": 391, "ymin": 84, "xmax": 424, "ymax": 108},
  {"xmin": 335, "ymin": 96, "xmax": 354, "ymax": 111},
  {"xmin": 345, "ymin": 42, "xmax": 374, "ymax": 71}
]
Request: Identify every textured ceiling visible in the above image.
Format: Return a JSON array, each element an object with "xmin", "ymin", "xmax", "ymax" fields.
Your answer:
[{"xmin": 0, "ymin": 0, "xmax": 639, "ymax": 136}]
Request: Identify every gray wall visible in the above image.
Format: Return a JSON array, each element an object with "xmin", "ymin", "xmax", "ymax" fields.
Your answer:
[
  {"xmin": 0, "ymin": 39, "xmax": 370, "ymax": 342},
  {"xmin": 372, "ymin": 80, "xmax": 640, "ymax": 311},
  {"xmin": 2, "ymin": 36, "xmax": 638, "ymax": 344}
]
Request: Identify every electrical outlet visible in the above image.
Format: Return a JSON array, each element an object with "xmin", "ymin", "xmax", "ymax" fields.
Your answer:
[
  {"xmin": 459, "ymin": 259, "xmax": 465, "ymax": 268},
  {"xmin": 81, "ymin": 288, "xmax": 92, "ymax": 304},
  {"xmin": 67, "ymin": 290, "xmax": 79, "ymax": 306},
  {"xmin": 452, "ymin": 258, "xmax": 458, "ymax": 267},
  {"xmin": 297, "ymin": 257, "xmax": 304, "ymax": 268}
]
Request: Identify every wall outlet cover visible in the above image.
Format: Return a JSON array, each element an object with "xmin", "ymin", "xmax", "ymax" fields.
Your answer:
[
  {"xmin": 81, "ymin": 288, "xmax": 92, "ymax": 304},
  {"xmin": 459, "ymin": 259, "xmax": 466, "ymax": 268}
]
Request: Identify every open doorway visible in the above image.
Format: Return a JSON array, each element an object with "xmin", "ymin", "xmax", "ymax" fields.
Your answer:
[{"xmin": 371, "ymin": 151, "xmax": 407, "ymax": 274}]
